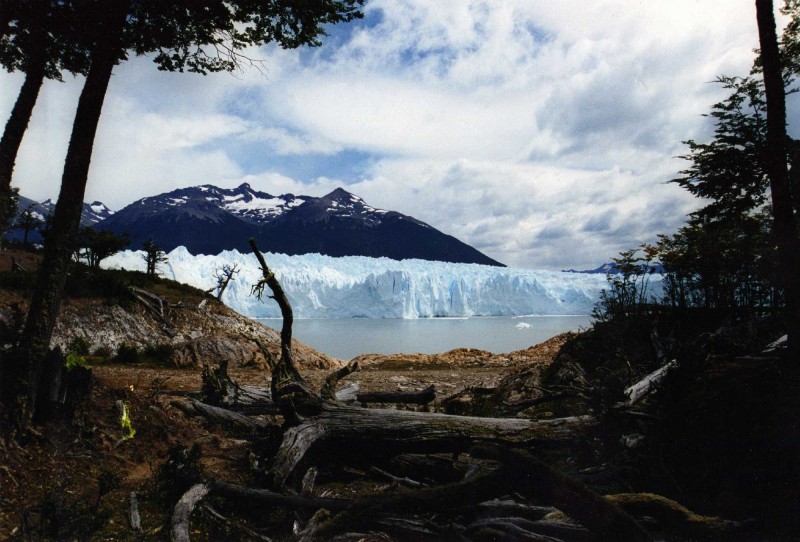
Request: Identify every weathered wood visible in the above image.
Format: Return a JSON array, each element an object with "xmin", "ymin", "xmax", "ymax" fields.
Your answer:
[
  {"xmin": 129, "ymin": 492, "xmax": 141, "ymax": 531},
  {"xmin": 475, "ymin": 499, "xmax": 558, "ymax": 522},
  {"xmin": 201, "ymin": 361, "xmax": 279, "ymax": 415},
  {"xmin": 383, "ymin": 454, "xmax": 468, "ymax": 484},
  {"xmin": 321, "ymin": 360, "xmax": 360, "ymax": 401},
  {"xmin": 202, "ymin": 504, "xmax": 273, "ymax": 542},
  {"xmin": 311, "ymin": 464, "xmax": 517, "ymax": 538},
  {"xmin": 171, "ymin": 483, "xmax": 209, "ymax": 542},
  {"xmin": 369, "ymin": 466, "xmax": 426, "ymax": 488},
  {"xmin": 607, "ymin": 493, "xmax": 751, "ymax": 539},
  {"xmin": 171, "ymin": 397, "xmax": 271, "ymax": 433},
  {"xmin": 357, "ymin": 385, "xmax": 436, "ymax": 406},
  {"xmin": 209, "ymin": 478, "xmax": 349, "ymax": 511},
  {"xmin": 200, "ymin": 363, "xmax": 359, "ymax": 414},
  {"xmin": 621, "ymin": 360, "xmax": 677, "ymax": 406},
  {"xmin": 333, "ymin": 382, "xmax": 360, "ymax": 404},
  {"xmin": 471, "ymin": 445, "xmax": 651, "ymax": 542},
  {"xmin": 130, "ymin": 286, "xmax": 173, "ymax": 328},
  {"xmin": 465, "ymin": 518, "xmax": 572, "ymax": 541},
  {"xmin": 267, "ymin": 402, "xmax": 593, "ymax": 488}
]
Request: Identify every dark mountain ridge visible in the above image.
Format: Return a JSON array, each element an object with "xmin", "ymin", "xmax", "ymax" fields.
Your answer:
[{"xmin": 96, "ymin": 183, "xmax": 504, "ymax": 266}]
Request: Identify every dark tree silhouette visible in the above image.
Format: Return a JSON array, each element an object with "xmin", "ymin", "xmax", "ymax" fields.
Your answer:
[
  {"xmin": 13, "ymin": 204, "xmax": 42, "ymax": 246},
  {"xmin": 141, "ymin": 238, "xmax": 168, "ymax": 277},
  {"xmin": 0, "ymin": 1, "xmax": 92, "ymax": 237},
  {"xmin": 76, "ymin": 227, "xmax": 130, "ymax": 268},
  {"xmin": 756, "ymin": 0, "xmax": 800, "ymax": 358}
]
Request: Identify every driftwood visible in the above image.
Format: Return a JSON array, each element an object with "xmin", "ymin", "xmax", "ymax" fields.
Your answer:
[
  {"xmin": 129, "ymin": 286, "xmax": 174, "ymax": 333},
  {"xmin": 171, "ymin": 483, "xmax": 209, "ymax": 542},
  {"xmin": 267, "ymin": 404, "xmax": 592, "ymax": 488},
  {"xmin": 357, "ymin": 384, "xmax": 436, "ymax": 406},
  {"xmin": 465, "ymin": 517, "xmax": 593, "ymax": 541},
  {"xmin": 620, "ymin": 360, "xmax": 677, "ymax": 406},
  {"xmin": 171, "ymin": 397, "xmax": 271, "ymax": 433},
  {"xmin": 129, "ymin": 492, "xmax": 141, "ymax": 531}
]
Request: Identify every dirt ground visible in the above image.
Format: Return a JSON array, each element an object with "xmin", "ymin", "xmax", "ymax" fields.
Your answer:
[{"xmin": 0, "ymin": 335, "xmax": 569, "ymax": 541}]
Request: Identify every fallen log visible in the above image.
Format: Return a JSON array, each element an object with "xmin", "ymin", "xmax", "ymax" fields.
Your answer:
[
  {"xmin": 171, "ymin": 397, "xmax": 271, "ymax": 433},
  {"xmin": 267, "ymin": 402, "xmax": 593, "ymax": 488},
  {"xmin": 200, "ymin": 361, "xmax": 361, "ymax": 415},
  {"xmin": 606, "ymin": 493, "xmax": 753, "ymax": 539},
  {"xmin": 620, "ymin": 360, "xmax": 678, "ymax": 406},
  {"xmin": 171, "ymin": 483, "xmax": 209, "ymax": 542},
  {"xmin": 465, "ymin": 517, "xmax": 586, "ymax": 541},
  {"xmin": 357, "ymin": 384, "xmax": 436, "ymax": 406}
]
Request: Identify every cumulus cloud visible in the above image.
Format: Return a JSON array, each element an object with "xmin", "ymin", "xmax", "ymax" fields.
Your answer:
[{"xmin": 0, "ymin": 0, "xmax": 777, "ymax": 268}]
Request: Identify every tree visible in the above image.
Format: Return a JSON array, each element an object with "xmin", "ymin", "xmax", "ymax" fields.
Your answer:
[
  {"xmin": 755, "ymin": 0, "xmax": 800, "ymax": 358},
  {"xmin": 0, "ymin": 1, "xmax": 92, "ymax": 237},
  {"xmin": 214, "ymin": 263, "xmax": 239, "ymax": 301},
  {"xmin": 671, "ymin": 75, "xmax": 772, "ymax": 221},
  {"xmin": 4, "ymin": 0, "xmax": 364, "ymax": 433},
  {"xmin": 1, "ymin": 186, "xmax": 19, "ymax": 234},
  {"xmin": 667, "ymin": 0, "xmax": 800, "ymax": 357},
  {"xmin": 141, "ymin": 238, "xmax": 167, "ymax": 277},
  {"xmin": 13, "ymin": 203, "xmax": 42, "ymax": 246},
  {"xmin": 75, "ymin": 227, "xmax": 130, "ymax": 268}
]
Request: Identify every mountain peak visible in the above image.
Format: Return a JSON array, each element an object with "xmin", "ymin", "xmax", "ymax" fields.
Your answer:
[
  {"xmin": 324, "ymin": 187, "xmax": 358, "ymax": 201},
  {"xmin": 92, "ymin": 182, "xmax": 504, "ymax": 266}
]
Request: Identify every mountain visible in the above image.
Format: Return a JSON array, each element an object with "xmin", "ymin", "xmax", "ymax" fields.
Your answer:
[
  {"xmin": 5, "ymin": 195, "xmax": 115, "ymax": 244},
  {"xmin": 97, "ymin": 183, "xmax": 504, "ymax": 266}
]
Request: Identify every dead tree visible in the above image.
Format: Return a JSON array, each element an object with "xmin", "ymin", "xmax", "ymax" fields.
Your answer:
[{"xmin": 213, "ymin": 263, "xmax": 239, "ymax": 301}]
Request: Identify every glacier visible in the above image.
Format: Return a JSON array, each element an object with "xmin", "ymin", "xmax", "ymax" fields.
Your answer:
[{"xmin": 103, "ymin": 247, "xmax": 611, "ymax": 319}]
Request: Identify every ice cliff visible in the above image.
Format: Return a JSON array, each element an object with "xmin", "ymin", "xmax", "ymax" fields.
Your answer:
[{"xmin": 103, "ymin": 247, "xmax": 611, "ymax": 319}]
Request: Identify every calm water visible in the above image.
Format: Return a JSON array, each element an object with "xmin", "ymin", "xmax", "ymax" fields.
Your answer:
[{"xmin": 256, "ymin": 315, "xmax": 592, "ymax": 359}]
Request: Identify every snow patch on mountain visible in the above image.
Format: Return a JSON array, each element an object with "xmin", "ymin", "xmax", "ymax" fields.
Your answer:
[{"xmin": 103, "ymin": 248, "xmax": 614, "ymax": 319}]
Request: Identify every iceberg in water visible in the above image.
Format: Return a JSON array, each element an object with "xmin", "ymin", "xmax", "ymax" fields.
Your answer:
[{"xmin": 103, "ymin": 247, "xmax": 611, "ymax": 319}]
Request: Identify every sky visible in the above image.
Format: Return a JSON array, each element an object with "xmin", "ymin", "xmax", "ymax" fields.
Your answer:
[{"xmin": 0, "ymin": 1, "xmax": 791, "ymax": 269}]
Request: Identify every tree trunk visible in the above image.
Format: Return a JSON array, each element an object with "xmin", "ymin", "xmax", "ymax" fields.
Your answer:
[
  {"xmin": 0, "ymin": 59, "xmax": 46, "ymax": 236},
  {"xmin": 5, "ymin": 1, "xmax": 129, "ymax": 433},
  {"xmin": 756, "ymin": 0, "xmax": 800, "ymax": 360}
]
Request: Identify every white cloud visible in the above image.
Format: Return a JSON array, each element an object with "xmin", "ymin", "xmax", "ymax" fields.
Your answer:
[{"xmin": 0, "ymin": 0, "xmax": 778, "ymax": 268}]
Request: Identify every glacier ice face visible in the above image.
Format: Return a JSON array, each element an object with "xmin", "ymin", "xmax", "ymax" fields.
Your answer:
[{"xmin": 103, "ymin": 247, "xmax": 614, "ymax": 319}]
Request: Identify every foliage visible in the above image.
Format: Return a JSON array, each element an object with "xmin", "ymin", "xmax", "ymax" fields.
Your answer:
[
  {"xmin": 119, "ymin": 401, "xmax": 135, "ymax": 440},
  {"xmin": 141, "ymin": 238, "xmax": 168, "ymax": 277},
  {"xmin": 74, "ymin": 227, "xmax": 130, "ymax": 268},
  {"xmin": 671, "ymin": 75, "xmax": 774, "ymax": 221},
  {"xmin": 114, "ymin": 343, "xmax": 140, "ymax": 365},
  {"xmin": 592, "ymin": 245, "xmax": 660, "ymax": 322},
  {"xmin": 68, "ymin": 336, "xmax": 91, "ymax": 356},
  {"xmin": 656, "ymin": 211, "xmax": 778, "ymax": 317},
  {"xmin": 65, "ymin": 351, "xmax": 89, "ymax": 372},
  {"xmin": 13, "ymin": 203, "xmax": 42, "ymax": 245},
  {"xmin": 1, "ymin": 186, "xmax": 18, "ymax": 231},
  {"xmin": 0, "ymin": 1, "xmax": 92, "ymax": 79}
]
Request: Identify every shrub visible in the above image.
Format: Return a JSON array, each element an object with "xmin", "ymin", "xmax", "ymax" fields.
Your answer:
[{"xmin": 114, "ymin": 343, "xmax": 140, "ymax": 364}]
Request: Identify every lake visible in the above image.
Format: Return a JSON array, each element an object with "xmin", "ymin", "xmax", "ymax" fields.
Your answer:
[{"xmin": 256, "ymin": 315, "xmax": 593, "ymax": 359}]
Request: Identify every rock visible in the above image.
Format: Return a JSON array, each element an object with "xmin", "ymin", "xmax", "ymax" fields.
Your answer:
[{"xmin": 46, "ymin": 298, "xmax": 338, "ymax": 370}]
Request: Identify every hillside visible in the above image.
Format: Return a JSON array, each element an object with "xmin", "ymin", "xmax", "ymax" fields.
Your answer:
[{"xmin": 0, "ymin": 249, "xmax": 336, "ymax": 371}]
